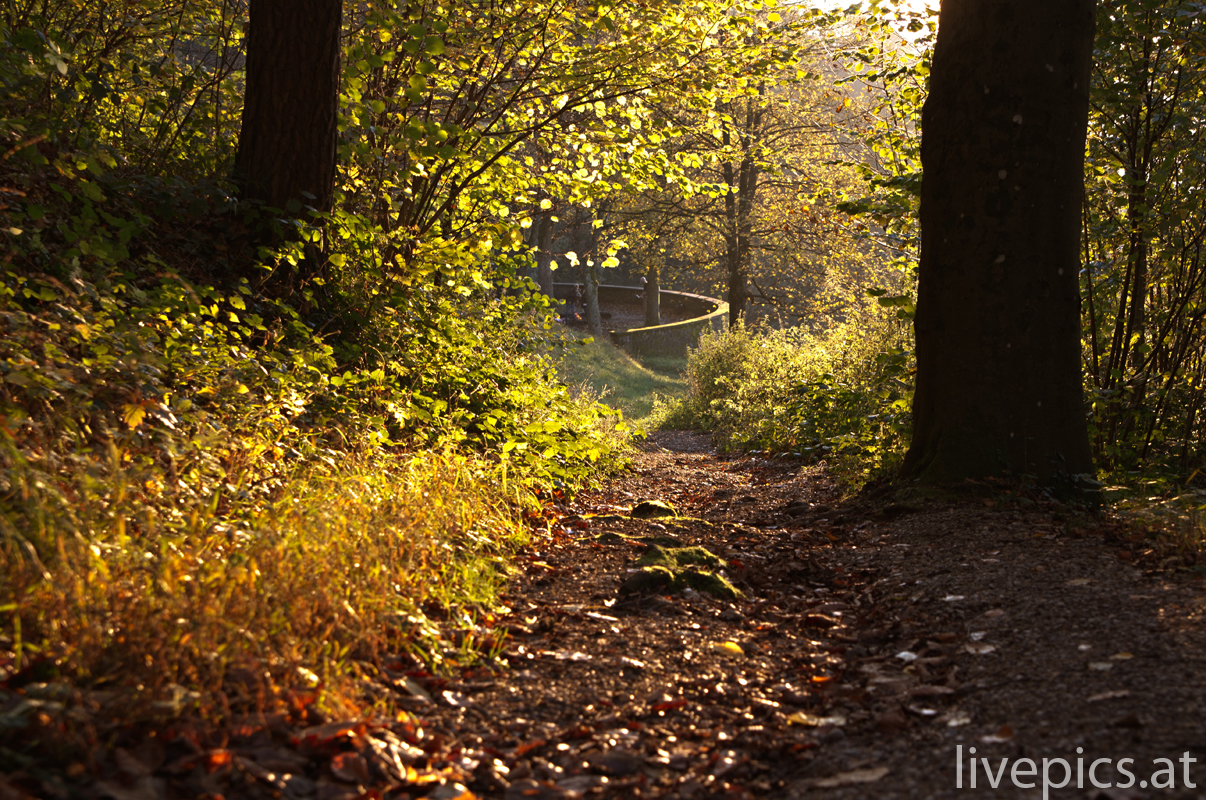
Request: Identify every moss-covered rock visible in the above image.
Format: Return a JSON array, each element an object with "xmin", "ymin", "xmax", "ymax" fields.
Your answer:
[
  {"xmin": 636, "ymin": 545, "xmax": 724, "ymax": 570},
  {"xmin": 630, "ymin": 500, "xmax": 677, "ymax": 519},
  {"xmin": 620, "ymin": 544, "xmax": 741, "ymax": 600},
  {"xmin": 619, "ymin": 565, "xmax": 677, "ymax": 594},
  {"xmin": 594, "ymin": 531, "xmax": 629, "ymax": 544},
  {"xmin": 618, "ymin": 565, "xmax": 742, "ymax": 600},
  {"xmin": 636, "ymin": 534, "xmax": 684, "ymax": 547},
  {"xmin": 678, "ymin": 568, "xmax": 742, "ymax": 600}
]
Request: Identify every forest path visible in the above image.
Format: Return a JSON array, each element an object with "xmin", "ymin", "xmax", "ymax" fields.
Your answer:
[
  {"xmin": 420, "ymin": 431, "xmax": 1206, "ymax": 799},
  {"xmin": 68, "ymin": 433, "xmax": 1206, "ymax": 800}
]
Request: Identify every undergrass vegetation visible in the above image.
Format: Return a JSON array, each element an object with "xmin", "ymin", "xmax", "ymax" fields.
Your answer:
[
  {"xmin": 0, "ymin": 261, "xmax": 623, "ymax": 720},
  {"xmin": 0, "ymin": 19, "xmax": 629, "ymax": 728}
]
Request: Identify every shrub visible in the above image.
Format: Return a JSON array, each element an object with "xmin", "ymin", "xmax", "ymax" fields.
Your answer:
[{"xmin": 669, "ymin": 312, "xmax": 912, "ymax": 485}]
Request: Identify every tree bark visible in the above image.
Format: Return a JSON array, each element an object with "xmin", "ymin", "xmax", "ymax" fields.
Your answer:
[
  {"xmin": 234, "ymin": 0, "xmax": 341, "ymax": 291},
  {"xmin": 720, "ymin": 99, "xmax": 762, "ymax": 326},
  {"xmin": 534, "ymin": 213, "xmax": 556, "ymax": 298},
  {"xmin": 901, "ymin": 0, "xmax": 1097, "ymax": 486},
  {"xmin": 584, "ymin": 263, "xmax": 603, "ymax": 337},
  {"xmin": 644, "ymin": 263, "xmax": 661, "ymax": 327}
]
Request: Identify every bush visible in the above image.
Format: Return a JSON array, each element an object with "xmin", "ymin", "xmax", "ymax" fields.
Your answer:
[{"xmin": 669, "ymin": 313, "xmax": 912, "ymax": 485}]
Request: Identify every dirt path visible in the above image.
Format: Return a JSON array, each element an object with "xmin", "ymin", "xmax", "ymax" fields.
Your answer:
[
  {"xmin": 24, "ymin": 432, "xmax": 1206, "ymax": 799},
  {"xmin": 417, "ymin": 431, "xmax": 1206, "ymax": 799}
]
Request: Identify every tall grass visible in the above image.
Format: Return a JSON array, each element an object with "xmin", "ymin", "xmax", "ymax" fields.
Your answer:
[{"xmin": 1, "ymin": 447, "xmax": 529, "ymax": 719}]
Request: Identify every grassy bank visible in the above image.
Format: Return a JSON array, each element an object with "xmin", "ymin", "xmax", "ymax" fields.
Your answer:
[{"xmin": 556, "ymin": 334, "xmax": 688, "ymax": 424}]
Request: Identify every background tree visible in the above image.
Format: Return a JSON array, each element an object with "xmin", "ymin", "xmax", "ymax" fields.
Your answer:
[
  {"xmin": 901, "ymin": 0, "xmax": 1097, "ymax": 486},
  {"xmin": 606, "ymin": 13, "xmax": 888, "ymax": 329}
]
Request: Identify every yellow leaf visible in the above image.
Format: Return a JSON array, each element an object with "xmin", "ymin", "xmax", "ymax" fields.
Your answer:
[
  {"xmin": 123, "ymin": 404, "xmax": 147, "ymax": 429},
  {"xmin": 710, "ymin": 641, "xmax": 744, "ymax": 658}
]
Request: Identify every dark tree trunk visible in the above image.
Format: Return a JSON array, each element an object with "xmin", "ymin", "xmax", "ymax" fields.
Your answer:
[
  {"xmin": 234, "ymin": 0, "xmax": 342, "ymax": 293},
  {"xmin": 576, "ymin": 214, "xmax": 603, "ymax": 337},
  {"xmin": 721, "ymin": 100, "xmax": 762, "ymax": 326},
  {"xmin": 901, "ymin": 0, "xmax": 1097, "ymax": 486},
  {"xmin": 644, "ymin": 263, "xmax": 660, "ymax": 327},
  {"xmin": 535, "ymin": 214, "xmax": 555, "ymax": 299},
  {"xmin": 584, "ymin": 263, "xmax": 602, "ymax": 337}
]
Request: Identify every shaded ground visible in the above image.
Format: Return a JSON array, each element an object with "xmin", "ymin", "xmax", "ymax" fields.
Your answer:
[{"xmin": 7, "ymin": 432, "xmax": 1206, "ymax": 799}]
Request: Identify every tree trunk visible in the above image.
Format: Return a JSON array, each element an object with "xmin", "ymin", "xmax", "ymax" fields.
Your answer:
[
  {"xmin": 234, "ymin": 0, "xmax": 342, "ymax": 293},
  {"xmin": 533, "ymin": 213, "xmax": 556, "ymax": 299},
  {"xmin": 721, "ymin": 100, "xmax": 762, "ymax": 327},
  {"xmin": 901, "ymin": 0, "xmax": 1097, "ymax": 487},
  {"xmin": 644, "ymin": 263, "xmax": 661, "ymax": 327},
  {"xmin": 584, "ymin": 263, "xmax": 603, "ymax": 337}
]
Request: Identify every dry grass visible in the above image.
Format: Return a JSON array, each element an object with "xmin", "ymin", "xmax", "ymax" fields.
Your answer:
[{"xmin": 1, "ymin": 448, "xmax": 529, "ymax": 721}]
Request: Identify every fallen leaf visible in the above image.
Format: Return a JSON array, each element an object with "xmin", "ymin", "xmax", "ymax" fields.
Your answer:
[
  {"xmin": 786, "ymin": 712, "xmax": 847, "ymax": 727},
  {"xmin": 205, "ymin": 750, "xmax": 233, "ymax": 772},
  {"xmin": 1109, "ymin": 651, "xmax": 1134, "ymax": 660},
  {"xmin": 557, "ymin": 775, "xmax": 609, "ymax": 792},
  {"xmin": 896, "ymin": 650, "xmax": 918, "ymax": 662},
  {"xmin": 585, "ymin": 611, "xmax": 619, "ymax": 623},
  {"xmin": 942, "ymin": 595, "xmax": 965, "ymax": 602},
  {"xmin": 964, "ymin": 642, "xmax": 996, "ymax": 655},
  {"xmin": 908, "ymin": 685, "xmax": 955, "ymax": 697},
  {"xmin": 330, "ymin": 751, "xmax": 371, "ymax": 784},
  {"xmin": 940, "ymin": 711, "xmax": 971, "ymax": 727},
  {"xmin": 585, "ymin": 750, "xmax": 644, "ymax": 775},
  {"xmin": 877, "ymin": 707, "xmax": 910, "ymax": 731},
  {"xmin": 114, "ymin": 748, "xmax": 152, "ymax": 779},
  {"xmin": 515, "ymin": 739, "xmax": 547, "ymax": 757},
  {"xmin": 1088, "ymin": 690, "xmax": 1131, "ymax": 703},
  {"xmin": 804, "ymin": 766, "xmax": 890, "ymax": 787},
  {"xmin": 427, "ymin": 783, "xmax": 476, "ymax": 800},
  {"xmin": 1067, "ymin": 578, "xmax": 1092, "ymax": 586},
  {"xmin": 981, "ymin": 724, "xmax": 1014, "ymax": 743},
  {"xmin": 710, "ymin": 641, "xmax": 745, "ymax": 658},
  {"xmin": 297, "ymin": 721, "xmax": 366, "ymax": 747},
  {"xmin": 1088, "ymin": 661, "xmax": 1114, "ymax": 671},
  {"xmin": 441, "ymin": 690, "xmax": 470, "ymax": 707},
  {"xmin": 541, "ymin": 650, "xmax": 592, "ymax": 662}
]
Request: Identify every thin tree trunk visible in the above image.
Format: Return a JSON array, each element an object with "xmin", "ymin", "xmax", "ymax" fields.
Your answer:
[
  {"xmin": 645, "ymin": 263, "xmax": 661, "ymax": 327},
  {"xmin": 584, "ymin": 263, "xmax": 602, "ymax": 337},
  {"xmin": 535, "ymin": 214, "xmax": 555, "ymax": 299}
]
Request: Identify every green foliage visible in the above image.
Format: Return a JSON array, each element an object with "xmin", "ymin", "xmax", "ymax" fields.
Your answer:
[
  {"xmin": 1080, "ymin": 0, "xmax": 1206, "ymax": 485},
  {"xmin": 670, "ymin": 315, "xmax": 911, "ymax": 485}
]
